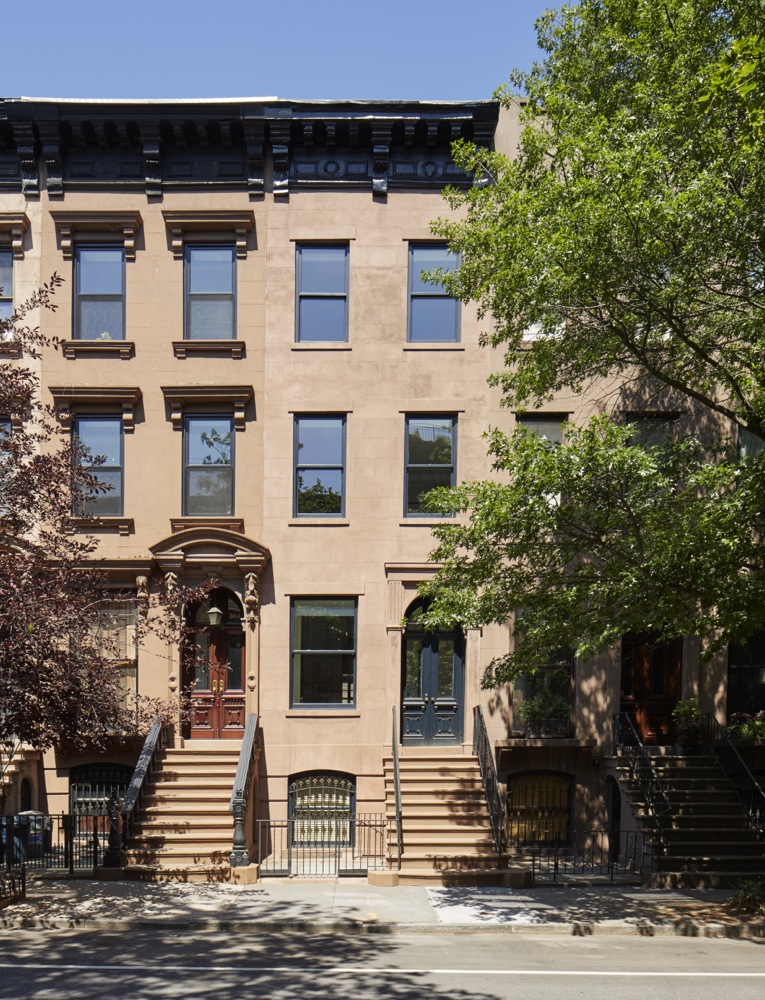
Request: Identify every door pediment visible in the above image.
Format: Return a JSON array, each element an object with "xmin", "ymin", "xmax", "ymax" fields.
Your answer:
[{"xmin": 150, "ymin": 527, "xmax": 271, "ymax": 578}]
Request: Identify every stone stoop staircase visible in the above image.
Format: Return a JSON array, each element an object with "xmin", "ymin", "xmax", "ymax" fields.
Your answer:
[
  {"xmin": 383, "ymin": 751, "xmax": 516, "ymax": 885},
  {"xmin": 0, "ymin": 747, "xmax": 41, "ymax": 808},
  {"xmin": 124, "ymin": 744, "xmax": 239, "ymax": 880},
  {"xmin": 619, "ymin": 754, "xmax": 765, "ymax": 887}
]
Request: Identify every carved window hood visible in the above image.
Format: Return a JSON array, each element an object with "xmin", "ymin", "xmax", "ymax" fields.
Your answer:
[
  {"xmin": 161, "ymin": 210, "xmax": 255, "ymax": 259},
  {"xmin": 50, "ymin": 211, "xmax": 143, "ymax": 260},
  {"xmin": 161, "ymin": 384, "xmax": 254, "ymax": 431},
  {"xmin": 0, "ymin": 213, "xmax": 30, "ymax": 259},
  {"xmin": 49, "ymin": 385, "xmax": 142, "ymax": 432}
]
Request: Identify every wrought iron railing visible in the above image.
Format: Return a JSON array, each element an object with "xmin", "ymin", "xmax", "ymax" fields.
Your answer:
[
  {"xmin": 522, "ymin": 718, "xmax": 572, "ymax": 738},
  {"xmin": 1, "ymin": 813, "xmax": 110, "ymax": 873},
  {"xmin": 230, "ymin": 713, "xmax": 259, "ymax": 867},
  {"xmin": 255, "ymin": 815, "xmax": 390, "ymax": 877},
  {"xmin": 530, "ymin": 829, "xmax": 651, "ymax": 882},
  {"xmin": 702, "ymin": 714, "xmax": 765, "ymax": 839},
  {"xmin": 473, "ymin": 705, "xmax": 505, "ymax": 860},
  {"xmin": 613, "ymin": 713, "xmax": 672, "ymax": 849},
  {"xmin": 0, "ymin": 867, "xmax": 25, "ymax": 905},
  {"xmin": 120, "ymin": 716, "xmax": 172, "ymax": 851},
  {"xmin": 391, "ymin": 706, "xmax": 403, "ymax": 870}
]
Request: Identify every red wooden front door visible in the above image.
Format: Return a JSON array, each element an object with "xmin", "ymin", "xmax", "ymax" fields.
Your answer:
[
  {"xmin": 186, "ymin": 590, "xmax": 246, "ymax": 740},
  {"xmin": 620, "ymin": 634, "xmax": 681, "ymax": 745}
]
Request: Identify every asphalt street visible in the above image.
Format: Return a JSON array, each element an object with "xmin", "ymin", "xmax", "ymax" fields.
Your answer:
[{"xmin": 0, "ymin": 929, "xmax": 764, "ymax": 1000}]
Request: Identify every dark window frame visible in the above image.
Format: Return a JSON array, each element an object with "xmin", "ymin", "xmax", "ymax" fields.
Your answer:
[
  {"xmin": 184, "ymin": 244, "xmax": 237, "ymax": 341},
  {"xmin": 0, "ymin": 249, "xmax": 12, "ymax": 330},
  {"xmin": 404, "ymin": 413, "xmax": 457, "ymax": 517},
  {"xmin": 290, "ymin": 597, "xmax": 357, "ymax": 709},
  {"xmin": 182, "ymin": 414, "xmax": 235, "ymax": 517},
  {"xmin": 72, "ymin": 415, "xmax": 124, "ymax": 517},
  {"xmin": 293, "ymin": 414, "xmax": 346, "ymax": 518},
  {"xmin": 295, "ymin": 243, "xmax": 349, "ymax": 343},
  {"xmin": 515, "ymin": 414, "xmax": 567, "ymax": 446},
  {"xmin": 407, "ymin": 243, "xmax": 460, "ymax": 343},
  {"xmin": 73, "ymin": 244, "xmax": 126, "ymax": 342}
]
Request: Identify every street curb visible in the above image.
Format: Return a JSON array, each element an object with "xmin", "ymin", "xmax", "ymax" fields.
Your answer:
[{"xmin": 1, "ymin": 915, "xmax": 763, "ymax": 938}]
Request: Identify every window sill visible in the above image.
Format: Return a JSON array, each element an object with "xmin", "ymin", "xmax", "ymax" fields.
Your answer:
[
  {"xmin": 171, "ymin": 517, "xmax": 244, "ymax": 534},
  {"xmin": 71, "ymin": 517, "xmax": 134, "ymax": 536},
  {"xmin": 288, "ymin": 518, "xmax": 350, "ymax": 527},
  {"xmin": 399, "ymin": 518, "xmax": 458, "ymax": 526},
  {"xmin": 173, "ymin": 340, "xmax": 246, "ymax": 360},
  {"xmin": 291, "ymin": 342, "xmax": 352, "ymax": 351},
  {"xmin": 62, "ymin": 340, "xmax": 135, "ymax": 360},
  {"xmin": 285, "ymin": 710, "xmax": 360, "ymax": 718},
  {"xmin": 403, "ymin": 342, "xmax": 464, "ymax": 351}
]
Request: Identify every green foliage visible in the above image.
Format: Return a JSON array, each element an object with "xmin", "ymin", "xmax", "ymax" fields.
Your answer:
[
  {"xmin": 516, "ymin": 670, "xmax": 570, "ymax": 722},
  {"xmin": 421, "ymin": 418, "xmax": 765, "ymax": 680},
  {"xmin": 420, "ymin": 1, "xmax": 765, "ymax": 682},
  {"xmin": 296, "ymin": 475, "xmax": 342, "ymax": 514},
  {"xmin": 671, "ymin": 698, "xmax": 701, "ymax": 725},
  {"xmin": 702, "ymin": 34, "xmax": 765, "ymax": 149},
  {"xmin": 727, "ymin": 712, "xmax": 765, "ymax": 743},
  {"xmin": 731, "ymin": 876, "xmax": 765, "ymax": 915}
]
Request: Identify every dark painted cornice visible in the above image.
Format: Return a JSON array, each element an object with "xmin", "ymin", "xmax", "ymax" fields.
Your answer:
[{"xmin": 0, "ymin": 97, "xmax": 498, "ymax": 198}]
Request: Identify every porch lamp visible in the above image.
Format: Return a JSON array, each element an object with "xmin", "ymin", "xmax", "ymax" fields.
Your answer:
[{"xmin": 206, "ymin": 601, "xmax": 224, "ymax": 627}]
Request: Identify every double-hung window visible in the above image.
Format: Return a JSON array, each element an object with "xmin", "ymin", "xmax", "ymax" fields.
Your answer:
[
  {"xmin": 516, "ymin": 415, "xmax": 565, "ymax": 446},
  {"xmin": 184, "ymin": 415, "xmax": 234, "ymax": 515},
  {"xmin": 296, "ymin": 245, "xmax": 348, "ymax": 342},
  {"xmin": 185, "ymin": 246, "xmax": 236, "ymax": 340},
  {"xmin": 408, "ymin": 245, "xmax": 459, "ymax": 342},
  {"xmin": 291, "ymin": 598, "xmax": 356, "ymax": 706},
  {"xmin": 73, "ymin": 416, "xmax": 124, "ymax": 516},
  {"xmin": 0, "ymin": 250, "xmax": 12, "ymax": 330},
  {"xmin": 74, "ymin": 246, "xmax": 125, "ymax": 341},
  {"xmin": 739, "ymin": 427, "xmax": 764, "ymax": 460},
  {"xmin": 405, "ymin": 415, "xmax": 456, "ymax": 516},
  {"xmin": 294, "ymin": 415, "xmax": 345, "ymax": 516}
]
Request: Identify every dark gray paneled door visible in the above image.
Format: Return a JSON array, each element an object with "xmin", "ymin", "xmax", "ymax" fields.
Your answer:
[{"xmin": 402, "ymin": 628, "xmax": 464, "ymax": 745}]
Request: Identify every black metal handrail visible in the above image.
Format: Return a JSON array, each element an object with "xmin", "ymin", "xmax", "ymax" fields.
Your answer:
[
  {"xmin": 705, "ymin": 714, "xmax": 765, "ymax": 839},
  {"xmin": 613, "ymin": 713, "xmax": 672, "ymax": 849},
  {"xmin": 473, "ymin": 704, "xmax": 505, "ymax": 860},
  {"xmin": 230, "ymin": 713, "xmax": 259, "ymax": 867},
  {"xmin": 120, "ymin": 716, "xmax": 171, "ymax": 851},
  {"xmin": 391, "ymin": 707, "xmax": 403, "ymax": 870}
]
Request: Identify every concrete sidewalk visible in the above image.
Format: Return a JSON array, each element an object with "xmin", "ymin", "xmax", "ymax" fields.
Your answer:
[{"xmin": 1, "ymin": 876, "xmax": 763, "ymax": 937}]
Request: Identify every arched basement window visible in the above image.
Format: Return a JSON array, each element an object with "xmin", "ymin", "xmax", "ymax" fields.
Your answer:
[
  {"xmin": 289, "ymin": 772, "xmax": 355, "ymax": 846},
  {"xmin": 506, "ymin": 772, "xmax": 571, "ymax": 846}
]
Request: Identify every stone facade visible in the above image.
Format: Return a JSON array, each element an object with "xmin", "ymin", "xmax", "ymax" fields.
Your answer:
[{"xmin": 0, "ymin": 96, "xmax": 749, "ymax": 846}]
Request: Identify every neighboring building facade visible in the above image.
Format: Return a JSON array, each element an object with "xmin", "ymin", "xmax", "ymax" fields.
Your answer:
[{"xmin": 0, "ymin": 96, "xmax": 761, "ymax": 873}]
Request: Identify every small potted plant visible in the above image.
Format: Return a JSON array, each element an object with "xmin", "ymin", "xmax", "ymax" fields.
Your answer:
[{"xmin": 672, "ymin": 698, "xmax": 703, "ymax": 754}]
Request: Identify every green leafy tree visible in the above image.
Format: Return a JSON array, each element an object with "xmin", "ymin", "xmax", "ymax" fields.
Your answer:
[{"xmin": 421, "ymin": 0, "xmax": 765, "ymax": 680}]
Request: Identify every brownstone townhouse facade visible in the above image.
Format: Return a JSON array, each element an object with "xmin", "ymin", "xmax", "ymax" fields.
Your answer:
[{"xmin": 1, "ymin": 96, "xmax": 763, "ymax": 882}]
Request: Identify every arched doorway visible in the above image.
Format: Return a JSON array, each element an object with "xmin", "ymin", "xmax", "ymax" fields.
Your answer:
[
  {"xmin": 401, "ymin": 599, "xmax": 464, "ymax": 745},
  {"xmin": 184, "ymin": 587, "xmax": 246, "ymax": 740}
]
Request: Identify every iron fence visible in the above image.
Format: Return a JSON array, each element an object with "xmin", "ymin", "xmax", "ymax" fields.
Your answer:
[
  {"xmin": 256, "ymin": 815, "xmax": 391, "ymax": 877},
  {"xmin": 0, "ymin": 868, "xmax": 25, "ymax": 906},
  {"xmin": 529, "ymin": 829, "xmax": 652, "ymax": 882},
  {"xmin": 1, "ymin": 813, "xmax": 111, "ymax": 873}
]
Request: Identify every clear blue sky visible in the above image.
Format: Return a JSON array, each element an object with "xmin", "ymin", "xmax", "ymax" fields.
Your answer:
[{"xmin": 2, "ymin": 0, "xmax": 555, "ymax": 102}]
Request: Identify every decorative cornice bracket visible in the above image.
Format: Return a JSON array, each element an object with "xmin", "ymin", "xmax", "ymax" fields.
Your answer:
[
  {"xmin": 161, "ymin": 210, "xmax": 255, "ymax": 260},
  {"xmin": 161, "ymin": 384, "xmax": 254, "ymax": 431},
  {"xmin": 51, "ymin": 211, "xmax": 143, "ymax": 261},
  {"xmin": 0, "ymin": 213, "xmax": 30, "ymax": 259},
  {"xmin": 49, "ymin": 385, "xmax": 142, "ymax": 432}
]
